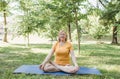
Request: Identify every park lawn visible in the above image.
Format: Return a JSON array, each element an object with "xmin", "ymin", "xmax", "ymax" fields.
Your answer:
[{"xmin": 0, "ymin": 43, "xmax": 120, "ymax": 79}]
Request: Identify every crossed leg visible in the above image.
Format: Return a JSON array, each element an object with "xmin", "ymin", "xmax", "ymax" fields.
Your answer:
[
  {"xmin": 42, "ymin": 62, "xmax": 60, "ymax": 72},
  {"xmin": 40, "ymin": 61, "xmax": 79, "ymax": 73},
  {"xmin": 49, "ymin": 61, "xmax": 79, "ymax": 73}
]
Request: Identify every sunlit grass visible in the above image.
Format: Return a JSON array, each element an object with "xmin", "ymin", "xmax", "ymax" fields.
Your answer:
[{"xmin": 0, "ymin": 44, "xmax": 120, "ymax": 79}]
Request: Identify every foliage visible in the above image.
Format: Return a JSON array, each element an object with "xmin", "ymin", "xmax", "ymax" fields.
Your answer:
[
  {"xmin": 101, "ymin": 0, "xmax": 120, "ymax": 24},
  {"xmin": 1, "ymin": 0, "xmax": 120, "ymax": 43},
  {"xmin": 0, "ymin": 0, "xmax": 13, "ymax": 15},
  {"xmin": 41, "ymin": 0, "xmax": 74, "ymax": 39},
  {"xmin": 87, "ymin": 14, "xmax": 108, "ymax": 39},
  {"xmin": 0, "ymin": 0, "xmax": 8, "ymax": 11},
  {"xmin": 15, "ymin": 0, "xmax": 48, "ymax": 37}
]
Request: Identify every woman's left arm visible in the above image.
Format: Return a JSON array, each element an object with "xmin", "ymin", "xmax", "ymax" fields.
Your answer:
[{"xmin": 70, "ymin": 50, "xmax": 78, "ymax": 67}]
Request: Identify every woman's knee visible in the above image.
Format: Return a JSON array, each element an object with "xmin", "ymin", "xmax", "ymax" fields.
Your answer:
[
  {"xmin": 43, "ymin": 66, "xmax": 59, "ymax": 72},
  {"xmin": 42, "ymin": 63, "xmax": 52, "ymax": 72},
  {"xmin": 43, "ymin": 64, "xmax": 59, "ymax": 72}
]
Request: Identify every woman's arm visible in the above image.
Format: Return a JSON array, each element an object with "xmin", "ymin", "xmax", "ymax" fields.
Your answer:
[
  {"xmin": 70, "ymin": 50, "xmax": 78, "ymax": 67},
  {"xmin": 42, "ymin": 42, "xmax": 57, "ymax": 65},
  {"xmin": 42, "ymin": 49, "xmax": 54, "ymax": 64},
  {"xmin": 40, "ymin": 49, "xmax": 54, "ymax": 70}
]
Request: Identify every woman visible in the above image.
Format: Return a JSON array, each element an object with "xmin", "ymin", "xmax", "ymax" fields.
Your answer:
[{"xmin": 39, "ymin": 30, "xmax": 79, "ymax": 73}]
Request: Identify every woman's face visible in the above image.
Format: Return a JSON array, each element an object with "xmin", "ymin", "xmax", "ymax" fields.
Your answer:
[{"xmin": 59, "ymin": 32, "xmax": 66, "ymax": 42}]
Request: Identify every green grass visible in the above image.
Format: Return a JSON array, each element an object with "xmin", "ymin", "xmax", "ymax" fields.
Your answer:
[{"xmin": 0, "ymin": 43, "xmax": 120, "ymax": 79}]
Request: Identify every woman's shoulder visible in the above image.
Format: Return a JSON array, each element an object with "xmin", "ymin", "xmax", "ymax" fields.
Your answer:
[{"xmin": 66, "ymin": 41, "xmax": 73, "ymax": 45}]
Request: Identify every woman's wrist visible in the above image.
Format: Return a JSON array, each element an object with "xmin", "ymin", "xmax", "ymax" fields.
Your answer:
[{"xmin": 42, "ymin": 61, "xmax": 47, "ymax": 65}]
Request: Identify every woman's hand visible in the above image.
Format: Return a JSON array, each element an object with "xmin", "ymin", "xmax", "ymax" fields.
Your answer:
[
  {"xmin": 39, "ymin": 49, "xmax": 54, "ymax": 70},
  {"xmin": 66, "ymin": 65, "xmax": 79, "ymax": 73},
  {"xmin": 75, "ymin": 66, "xmax": 79, "ymax": 71},
  {"xmin": 71, "ymin": 66, "xmax": 79, "ymax": 73},
  {"xmin": 39, "ymin": 63, "xmax": 46, "ymax": 70}
]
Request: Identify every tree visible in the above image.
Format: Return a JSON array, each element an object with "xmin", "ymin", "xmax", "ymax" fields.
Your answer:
[
  {"xmin": 44, "ymin": 0, "xmax": 87, "ymax": 54},
  {"xmin": 0, "ymin": 0, "xmax": 9, "ymax": 42},
  {"xmin": 44, "ymin": 0, "xmax": 74, "ymax": 41},
  {"xmin": 100, "ymin": 0, "xmax": 120, "ymax": 44},
  {"xmin": 16, "ymin": 0, "xmax": 48, "ymax": 46}
]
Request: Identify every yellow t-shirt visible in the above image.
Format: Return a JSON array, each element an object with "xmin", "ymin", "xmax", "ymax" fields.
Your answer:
[{"xmin": 52, "ymin": 41, "xmax": 73, "ymax": 66}]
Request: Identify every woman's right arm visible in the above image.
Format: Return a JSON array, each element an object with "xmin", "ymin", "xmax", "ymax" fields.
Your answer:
[
  {"xmin": 42, "ymin": 49, "xmax": 54, "ymax": 64},
  {"xmin": 39, "ymin": 49, "xmax": 54, "ymax": 69},
  {"xmin": 40, "ymin": 42, "xmax": 57, "ymax": 70}
]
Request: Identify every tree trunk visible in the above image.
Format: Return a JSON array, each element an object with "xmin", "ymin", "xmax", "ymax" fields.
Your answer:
[
  {"xmin": 111, "ymin": 26, "xmax": 118, "ymax": 44},
  {"xmin": 67, "ymin": 21, "xmax": 72, "ymax": 42},
  {"xmin": 75, "ymin": 9, "xmax": 80, "ymax": 54},
  {"xmin": 3, "ymin": 10, "xmax": 8, "ymax": 42},
  {"xmin": 26, "ymin": 33, "xmax": 30, "ymax": 47}
]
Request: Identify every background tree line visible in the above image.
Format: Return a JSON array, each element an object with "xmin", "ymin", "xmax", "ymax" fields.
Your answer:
[{"xmin": 0, "ymin": 0, "xmax": 120, "ymax": 53}]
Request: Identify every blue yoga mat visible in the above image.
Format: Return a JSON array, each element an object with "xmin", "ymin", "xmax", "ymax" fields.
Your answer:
[{"xmin": 13, "ymin": 65, "xmax": 102, "ymax": 76}]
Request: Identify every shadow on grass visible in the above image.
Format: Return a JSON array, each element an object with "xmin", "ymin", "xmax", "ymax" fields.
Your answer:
[
  {"xmin": 79, "ymin": 44, "xmax": 119, "ymax": 51},
  {"xmin": 105, "ymin": 58, "xmax": 120, "ymax": 65},
  {"xmin": 100, "ymin": 69, "xmax": 120, "ymax": 79},
  {"xmin": 89, "ymin": 52, "xmax": 120, "ymax": 58},
  {"xmin": 13, "ymin": 44, "xmax": 52, "ymax": 49},
  {"xmin": 79, "ymin": 44, "xmax": 120, "ymax": 58},
  {"xmin": 0, "ymin": 46, "xmax": 30, "ymax": 53}
]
